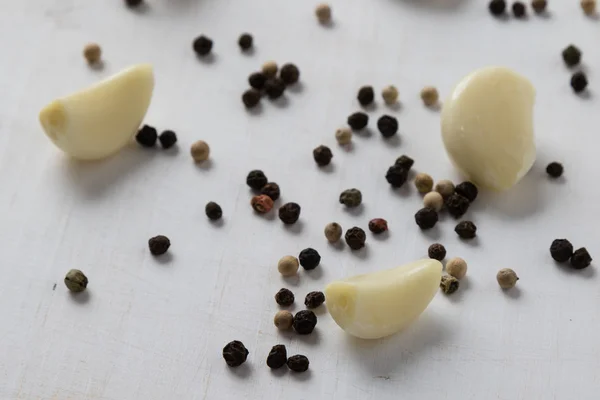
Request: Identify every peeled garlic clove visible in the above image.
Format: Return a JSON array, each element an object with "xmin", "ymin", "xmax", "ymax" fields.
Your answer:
[
  {"xmin": 441, "ymin": 67, "xmax": 536, "ymax": 191},
  {"xmin": 325, "ymin": 259, "xmax": 442, "ymax": 339},
  {"xmin": 39, "ymin": 64, "xmax": 154, "ymax": 160}
]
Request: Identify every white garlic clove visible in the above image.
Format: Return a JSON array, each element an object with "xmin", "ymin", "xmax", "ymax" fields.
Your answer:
[
  {"xmin": 39, "ymin": 64, "xmax": 154, "ymax": 160},
  {"xmin": 441, "ymin": 67, "xmax": 536, "ymax": 191},
  {"xmin": 325, "ymin": 259, "xmax": 442, "ymax": 339}
]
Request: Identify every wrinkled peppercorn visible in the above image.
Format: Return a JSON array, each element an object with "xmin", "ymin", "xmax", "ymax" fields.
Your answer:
[
  {"xmin": 275, "ymin": 288, "xmax": 295, "ymax": 306},
  {"xmin": 265, "ymin": 78, "xmax": 286, "ymax": 99},
  {"xmin": 347, "ymin": 112, "xmax": 369, "ymax": 130},
  {"xmin": 305, "ymin": 291, "xmax": 325, "ymax": 309},
  {"xmin": 562, "ymin": 45, "xmax": 581, "ymax": 68},
  {"xmin": 446, "ymin": 193, "xmax": 470, "ymax": 218},
  {"xmin": 205, "ymin": 201, "xmax": 223, "ymax": 220},
  {"xmin": 313, "ymin": 145, "xmax": 333, "ymax": 166},
  {"xmin": 339, "ymin": 188, "xmax": 362, "ymax": 208},
  {"xmin": 455, "ymin": 182, "xmax": 478, "ymax": 202},
  {"xmin": 261, "ymin": 182, "xmax": 280, "ymax": 201},
  {"xmin": 345, "ymin": 227, "xmax": 366, "ymax": 250},
  {"xmin": 546, "ymin": 162, "xmax": 563, "ymax": 178},
  {"xmin": 248, "ymin": 72, "xmax": 267, "ymax": 90},
  {"xmin": 222, "ymin": 340, "xmax": 249, "ymax": 367},
  {"xmin": 280, "ymin": 63, "xmax": 300, "ymax": 85},
  {"xmin": 299, "ymin": 248, "xmax": 321, "ymax": 270},
  {"xmin": 377, "ymin": 115, "xmax": 398, "ymax": 138},
  {"xmin": 246, "ymin": 170, "xmax": 268, "ymax": 191},
  {"xmin": 385, "ymin": 165, "xmax": 409, "ymax": 188},
  {"xmin": 158, "ymin": 130, "xmax": 177, "ymax": 149},
  {"xmin": 415, "ymin": 208, "xmax": 438, "ymax": 229},
  {"xmin": 287, "ymin": 355, "xmax": 309, "ymax": 372},
  {"xmin": 64, "ymin": 269, "xmax": 88, "ymax": 292},
  {"xmin": 570, "ymin": 248, "xmax": 592, "ymax": 269},
  {"xmin": 279, "ymin": 202, "xmax": 301, "ymax": 224},
  {"xmin": 193, "ymin": 35, "xmax": 213, "ymax": 56},
  {"xmin": 357, "ymin": 86, "xmax": 375, "ymax": 106},
  {"xmin": 428, "ymin": 243, "xmax": 446, "ymax": 261},
  {"xmin": 148, "ymin": 235, "xmax": 170, "ymax": 255},
  {"xmin": 512, "ymin": 1, "xmax": 526, "ymax": 17},
  {"xmin": 267, "ymin": 345, "xmax": 287, "ymax": 369},
  {"xmin": 571, "ymin": 72, "xmax": 588, "ymax": 93},
  {"xmin": 550, "ymin": 239, "xmax": 573, "ymax": 262},
  {"xmin": 531, "ymin": 0, "xmax": 547, "ymax": 13},
  {"xmin": 455, "ymin": 221, "xmax": 477, "ymax": 239},
  {"xmin": 242, "ymin": 89, "xmax": 261, "ymax": 109},
  {"xmin": 293, "ymin": 310, "xmax": 317, "ymax": 334},
  {"xmin": 238, "ymin": 33, "xmax": 253, "ymax": 51},
  {"xmin": 440, "ymin": 275, "xmax": 459, "ymax": 294},
  {"xmin": 488, "ymin": 0, "xmax": 506, "ymax": 15},
  {"xmin": 251, "ymin": 195, "xmax": 274, "ymax": 213},
  {"xmin": 136, "ymin": 124, "xmax": 157, "ymax": 147},
  {"xmin": 368, "ymin": 218, "xmax": 388, "ymax": 234},
  {"xmin": 395, "ymin": 155, "xmax": 414, "ymax": 171}
]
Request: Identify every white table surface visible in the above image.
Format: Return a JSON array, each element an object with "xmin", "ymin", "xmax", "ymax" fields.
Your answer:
[{"xmin": 2, "ymin": 0, "xmax": 600, "ymax": 399}]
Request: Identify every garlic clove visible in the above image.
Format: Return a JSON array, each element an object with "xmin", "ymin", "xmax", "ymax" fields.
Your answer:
[
  {"xmin": 325, "ymin": 259, "xmax": 442, "ymax": 339},
  {"xmin": 39, "ymin": 64, "xmax": 154, "ymax": 160}
]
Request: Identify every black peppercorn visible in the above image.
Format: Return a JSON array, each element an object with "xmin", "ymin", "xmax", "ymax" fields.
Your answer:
[
  {"xmin": 415, "ymin": 208, "xmax": 438, "ymax": 230},
  {"xmin": 368, "ymin": 218, "xmax": 388, "ymax": 234},
  {"xmin": 264, "ymin": 78, "xmax": 286, "ymax": 99},
  {"xmin": 488, "ymin": 0, "xmax": 506, "ymax": 15},
  {"xmin": 136, "ymin": 124, "xmax": 157, "ymax": 147},
  {"xmin": 562, "ymin": 45, "xmax": 582, "ymax": 68},
  {"xmin": 305, "ymin": 291, "xmax": 325, "ymax": 309},
  {"xmin": 238, "ymin": 33, "xmax": 253, "ymax": 51},
  {"xmin": 313, "ymin": 145, "xmax": 333, "ymax": 166},
  {"xmin": 546, "ymin": 162, "xmax": 563, "ymax": 178},
  {"xmin": 512, "ymin": 1, "xmax": 526, "ymax": 17},
  {"xmin": 278, "ymin": 202, "xmax": 301, "ymax": 224},
  {"xmin": 266, "ymin": 345, "xmax": 287, "ymax": 369},
  {"xmin": 347, "ymin": 112, "xmax": 369, "ymax": 130},
  {"xmin": 205, "ymin": 201, "xmax": 223, "ymax": 220},
  {"xmin": 242, "ymin": 89, "xmax": 261, "ymax": 109},
  {"xmin": 395, "ymin": 155, "xmax": 414, "ymax": 171},
  {"xmin": 293, "ymin": 310, "xmax": 317, "ymax": 334},
  {"xmin": 275, "ymin": 288, "xmax": 295, "ymax": 306},
  {"xmin": 571, "ymin": 72, "xmax": 588, "ymax": 93},
  {"xmin": 377, "ymin": 115, "xmax": 398, "ymax": 138},
  {"xmin": 550, "ymin": 239, "xmax": 573, "ymax": 262},
  {"xmin": 125, "ymin": 0, "xmax": 143, "ymax": 7},
  {"xmin": 445, "ymin": 193, "xmax": 470, "ymax": 218},
  {"xmin": 222, "ymin": 340, "xmax": 249, "ymax": 367},
  {"xmin": 339, "ymin": 188, "xmax": 362, "ymax": 208},
  {"xmin": 455, "ymin": 221, "xmax": 477, "ymax": 239},
  {"xmin": 280, "ymin": 63, "xmax": 300, "ymax": 85},
  {"xmin": 287, "ymin": 355, "xmax": 309, "ymax": 372},
  {"xmin": 345, "ymin": 227, "xmax": 366, "ymax": 250},
  {"xmin": 299, "ymin": 248, "xmax": 321, "ymax": 270},
  {"xmin": 357, "ymin": 86, "xmax": 375, "ymax": 106},
  {"xmin": 385, "ymin": 165, "xmax": 408, "ymax": 188},
  {"xmin": 570, "ymin": 248, "xmax": 592, "ymax": 269},
  {"xmin": 455, "ymin": 181, "xmax": 478, "ymax": 202},
  {"xmin": 148, "ymin": 235, "xmax": 170, "ymax": 256},
  {"xmin": 428, "ymin": 243, "xmax": 446, "ymax": 261},
  {"xmin": 248, "ymin": 72, "xmax": 267, "ymax": 90},
  {"xmin": 246, "ymin": 170, "xmax": 268, "ymax": 191},
  {"xmin": 158, "ymin": 130, "xmax": 177, "ymax": 149},
  {"xmin": 192, "ymin": 35, "xmax": 213, "ymax": 57},
  {"xmin": 261, "ymin": 182, "xmax": 280, "ymax": 201}
]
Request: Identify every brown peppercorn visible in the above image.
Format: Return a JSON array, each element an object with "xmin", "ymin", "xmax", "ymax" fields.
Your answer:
[
  {"xmin": 385, "ymin": 165, "xmax": 408, "ymax": 188},
  {"xmin": 275, "ymin": 288, "xmax": 295, "ymax": 306},
  {"xmin": 205, "ymin": 201, "xmax": 223, "ymax": 220},
  {"xmin": 446, "ymin": 257, "xmax": 467, "ymax": 279},
  {"xmin": 324, "ymin": 222, "xmax": 343, "ymax": 243},
  {"xmin": 531, "ymin": 0, "xmax": 547, "ymax": 13},
  {"xmin": 339, "ymin": 188, "xmax": 362, "ymax": 208},
  {"xmin": 83, "ymin": 43, "xmax": 101, "ymax": 64},
  {"xmin": 287, "ymin": 355, "xmax": 310, "ymax": 372},
  {"xmin": 238, "ymin": 33, "xmax": 253, "ymax": 51},
  {"xmin": 293, "ymin": 310, "xmax": 317, "ymax": 334},
  {"xmin": 315, "ymin": 3, "xmax": 332, "ymax": 23},
  {"xmin": 222, "ymin": 340, "xmax": 249, "ymax": 367},
  {"xmin": 415, "ymin": 208, "xmax": 438, "ymax": 230},
  {"xmin": 251, "ymin": 195, "xmax": 274, "ymax": 214},
  {"xmin": 440, "ymin": 275, "xmax": 459, "ymax": 294},
  {"xmin": 395, "ymin": 155, "xmax": 414, "ymax": 171},
  {"xmin": 550, "ymin": 239, "xmax": 573, "ymax": 262},
  {"xmin": 345, "ymin": 227, "xmax": 366, "ymax": 250},
  {"xmin": 382, "ymin": 85, "xmax": 399, "ymax": 105},
  {"xmin": 266, "ymin": 344, "xmax": 288, "ymax": 369},
  {"xmin": 445, "ymin": 193, "xmax": 470, "ymax": 218},
  {"xmin": 368, "ymin": 218, "xmax": 388, "ymax": 234},
  {"xmin": 455, "ymin": 181, "xmax": 478, "ymax": 202},
  {"xmin": 278, "ymin": 202, "xmax": 301, "ymax": 224},
  {"xmin": 313, "ymin": 145, "xmax": 333, "ymax": 166},
  {"xmin": 192, "ymin": 35, "xmax": 213, "ymax": 57},
  {"xmin": 64, "ymin": 269, "xmax": 88, "ymax": 292},
  {"xmin": 455, "ymin": 221, "xmax": 477, "ymax": 239},
  {"xmin": 274, "ymin": 311, "xmax": 294, "ymax": 330},
  {"xmin": 262, "ymin": 61, "xmax": 278, "ymax": 78},
  {"xmin": 278, "ymin": 256, "xmax": 299, "ymax": 276},
  {"xmin": 148, "ymin": 235, "xmax": 170, "ymax": 256},
  {"xmin": 415, "ymin": 173, "xmax": 434, "ymax": 194},
  {"xmin": 570, "ymin": 248, "xmax": 592, "ymax": 269},
  {"xmin": 357, "ymin": 86, "xmax": 375, "ymax": 106},
  {"xmin": 280, "ymin": 63, "xmax": 300, "ymax": 85},
  {"xmin": 305, "ymin": 291, "xmax": 325, "ymax": 309},
  {"xmin": 242, "ymin": 89, "xmax": 261, "ymax": 109},
  {"xmin": 260, "ymin": 182, "xmax": 280, "ymax": 201},
  {"xmin": 264, "ymin": 78, "xmax": 286, "ymax": 99},
  {"xmin": 428, "ymin": 243, "xmax": 446, "ymax": 261},
  {"xmin": 190, "ymin": 140, "xmax": 210, "ymax": 162},
  {"xmin": 248, "ymin": 72, "xmax": 267, "ymax": 90},
  {"xmin": 581, "ymin": 0, "xmax": 597, "ymax": 15},
  {"xmin": 496, "ymin": 268, "xmax": 519, "ymax": 289},
  {"xmin": 434, "ymin": 180, "xmax": 455, "ymax": 198},
  {"xmin": 246, "ymin": 170, "xmax": 268, "ymax": 191},
  {"xmin": 347, "ymin": 112, "xmax": 369, "ymax": 130},
  {"xmin": 420, "ymin": 86, "xmax": 439, "ymax": 106}
]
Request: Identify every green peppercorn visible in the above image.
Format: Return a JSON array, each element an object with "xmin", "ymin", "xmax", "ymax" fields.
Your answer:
[
  {"xmin": 440, "ymin": 275, "xmax": 459, "ymax": 294},
  {"xmin": 64, "ymin": 269, "xmax": 88, "ymax": 292},
  {"xmin": 339, "ymin": 188, "xmax": 362, "ymax": 208}
]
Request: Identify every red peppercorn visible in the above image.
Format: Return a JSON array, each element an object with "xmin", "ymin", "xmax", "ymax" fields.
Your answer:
[
  {"xmin": 368, "ymin": 218, "xmax": 388, "ymax": 234},
  {"xmin": 251, "ymin": 195, "xmax": 274, "ymax": 213}
]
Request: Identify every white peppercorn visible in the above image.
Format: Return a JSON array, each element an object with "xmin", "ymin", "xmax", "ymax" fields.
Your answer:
[
  {"xmin": 381, "ymin": 85, "xmax": 399, "ymax": 105},
  {"xmin": 423, "ymin": 191, "xmax": 444, "ymax": 211},
  {"xmin": 335, "ymin": 128, "xmax": 352, "ymax": 145},
  {"xmin": 434, "ymin": 179, "xmax": 455, "ymax": 198},
  {"xmin": 581, "ymin": 0, "xmax": 597, "ymax": 15},
  {"xmin": 421, "ymin": 86, "xmax": 439, "ymax": 107},
  {"xmin": 315, "ymin": 3, "xmax": 332, "ymax": 23},
  {"xmin": 262, "ymin": 61, "xmax": 278, "ymax": 78},
  {"xmin": 83, "ymin": 43, "xmax": 102, "ymax": 64},
  {"xmin": 446, "ymin": 257, "xmax": 467, "ymax": 279},
  {"xmin": 274, "ymin": 310, "xmax": 294, "ymax": 330},
  {"xmin": 415, "ymin": 173, "xmax": 434, "ymax": 194},
  {"xmin": 278, "ymin": 256, "xmax": 299, "ymax": 276},
  {"xmin": 190, "ymin": 140, "xmax": 210, "ymax": 162},
  {"xmin": 497, "ymin": 268, "xmax": 519, "ymax": 289},
  {"xmin": 324, "ymin": 222, "xmax": 342, "ymax": 243}
]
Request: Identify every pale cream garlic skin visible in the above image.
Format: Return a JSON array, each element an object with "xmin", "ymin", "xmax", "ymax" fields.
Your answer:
[
  {"xmin": 39, "ymin": 64, "xmax": 154, "ymax": 160},
  {"xmin": 325, "ymin": 259, "xmax": 442, "ymax": 339},
  {"xmin": 441, "ymin": 67, "xmax": 536, "ymax": 191}
]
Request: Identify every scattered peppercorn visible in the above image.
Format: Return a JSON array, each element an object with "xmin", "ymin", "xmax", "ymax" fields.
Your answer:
[
  {"xmin": 446, "ymin": 257, "xmax": 468, "ymax": 279},
  {"xmin": 148, "ymin": 235, "xmax": 170, "ymax": 256},
  {"xmin": 440, "ymin": 275, "xmax": 459, "ymax": 294},
  {"xmin": 64, "ymin": 269, "xmax": 88, "ymax": 292},
  {"xmin": 192, "ymin": 35, "xmax": 213, "ymax": 57},
  {"xmin": 287, "ymin": 355, "xmax": 310, "ymax": 372},
  {"xmin": 345, "ymin": 227, "xmax": 366, "ymax": 250},
  {"xmin": 246, "ymin": 170, "xmax": 268, "ymax": 191},
  {"xmin": 488, "ymin": 0, "xmax": 507, "ymax": 15},
  {"xmin": 339, "ymin": 188, "xmax": 362, "ymax": 208},
  {"xmin": 264, "ymin": 78, "xmax": 286, "ymax": 99},
  {"xmin": 299, "ymin": 248, "xmax": 321, "ymax": 270},
  {"xmin": 428, "ymin": 243, "xmax": 446, "ymax": 261},
  {"xmin": 83, "ymin": 43, "xmax": 101, "ymax": 64},
  {"xmin": 415, "ymin": 173, "xmax": 434, "ymax": 194},
  {"xmin": 205, "ymin": 201, "xmax": 223, "ymax": 220},
  {"xmin": 385, "ymin": 165, "xmax": 409, "ymax": 188},
  {"xmin": 125, "ymin": 0, "xmax": 143, "ymax": 7},
  {"xmin": 550, "ymin": 239, "xmax": 574, "ymax": 262},
  {"xmin": 278, "ymin": 256, "xmax": 299, "ymax": 276},
  {"xmin": 546, "ymin": 162, "xmax": 563, "ymax": 178},
  {"xmin": 415, "ymin": 208, "xmax": 438, "ymax": 229},
  {"xmin": 251, "ymin": 195, "xmax": 274, "ymax": 214},
  {"xmin": 261, "ymin": 182, "xmax": 280, "ymax": 201},
  {"xmin": 581, "ymin": 0, "xmax": 597, "ymax": 15},
  {"xmin": 266, "ymin": 345, "xmax": 287, "ymax": 369},
  {"xmin": 382, "ymin": 85, "xmax": 399, "ymax": 105},
  {"xmin": 315, "ymin": 3, "xmax": 332, "ymax": 23},
  {"xmin": 394, "ymin": 155, "xmax": 414, "ymax": 171},
  {"xmin": 420, "ymin": 86, "xmax": 439, "ymax": 106},
  {"xmin": 280, "ymin": 63, "xmax": 300, "ymax": 85},
  {"xmin": 445, "ymin": 193, "xmax": 470, "ymax": 218},
  {"xmin": 455, "ymin": 221, "xmax": 477, "ymax": 239},
  {"xmin": 305, "ymin": 291, "xmax": 325, "ymax": 309},
  {"xmin": 278, "ymin": 202, "xmax": 301, "ymax": 224},
  {"xmin": 190, "ymin": 140, "xmax": 210, "ymax": 162},
  {"xmin": 293, "ymin": 310, "xmax": 317, "ymax": 334},
  {"xmin": 313, "ymin": 145, "xmax": 333, "ymax": 166},
  {"xmin": 357, "ymin": 86, "xmax": 375, "ymax": 107},
  {"xmin": 222, "ymin": 341, "xmax": 249, "ymax": 367},
  {"xmin": 262, "ymin": 61, "xmax": 278, "ymax": 78},
  {"xmin": 347, "ymin": 112, "xmax": 369, "ymax": 130},
  {"xmin": 335, "ymin": 127, "xmax": 352, "ymax": 145},
  {"xmin": 496, "ymin": 268, "xmax": 519, "ymax": 289},
  {"xmin": 455, "ymin": 182, "xmax": 478, "ymax": 202},
  {"xmin": 274, "ymin": 311, "xmax": 294, "ymax": 330},
  {"xmin": 531, "ymin": 0, "xmax": 547, "ymax": 13},
  {"xmin": 136, "ymin": 124, "xmax": 157, "ymax": 147},
  {"xmin": 158, "ymin": 130, "xmax": 177, "ymax": 149},
  {"xmin": 238, "ymin": 33, "xmax": 253, "ymax": 51},
  {"xmin": 512, "ymin": 1, "xmax": 526, "ymax": 17},
  {"xmin": 423, "ymin": 191, "xmax": 444, "ymax": 212},
  {"xmin": 570, "ymin": 71, "xmax": 588, "ymax": 93},
  {"xmin": 368, "ymin": 218, "xmax": 388, "ymax": 234},
  {"xmin": 324, "ymin": 222, "xmax": 343, "ymax": 243},
  {"xmin": 377, "ymin": 115, "xmax": 399, "ymax": 138},
  {"xmin": 562, "ymin": 45, "xmax": 582, "ymax": 68},
  {"xmin": 570, "ymin": 248, "xmax": 592, "ymax": 269},
  {"xmin": 435, "ymin": 179, "xmax": 455, "ymax": 198},
  {"xmin": 275, "ymin": 288, "xmax": 295, "ymax": 307},
  {"xmin": 248, "ymin": 72, "xmax": 267, "ymax": 90},
  {"xmin": 242, "ymin": 89, "xmax": 261, "ymax": 108}
]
